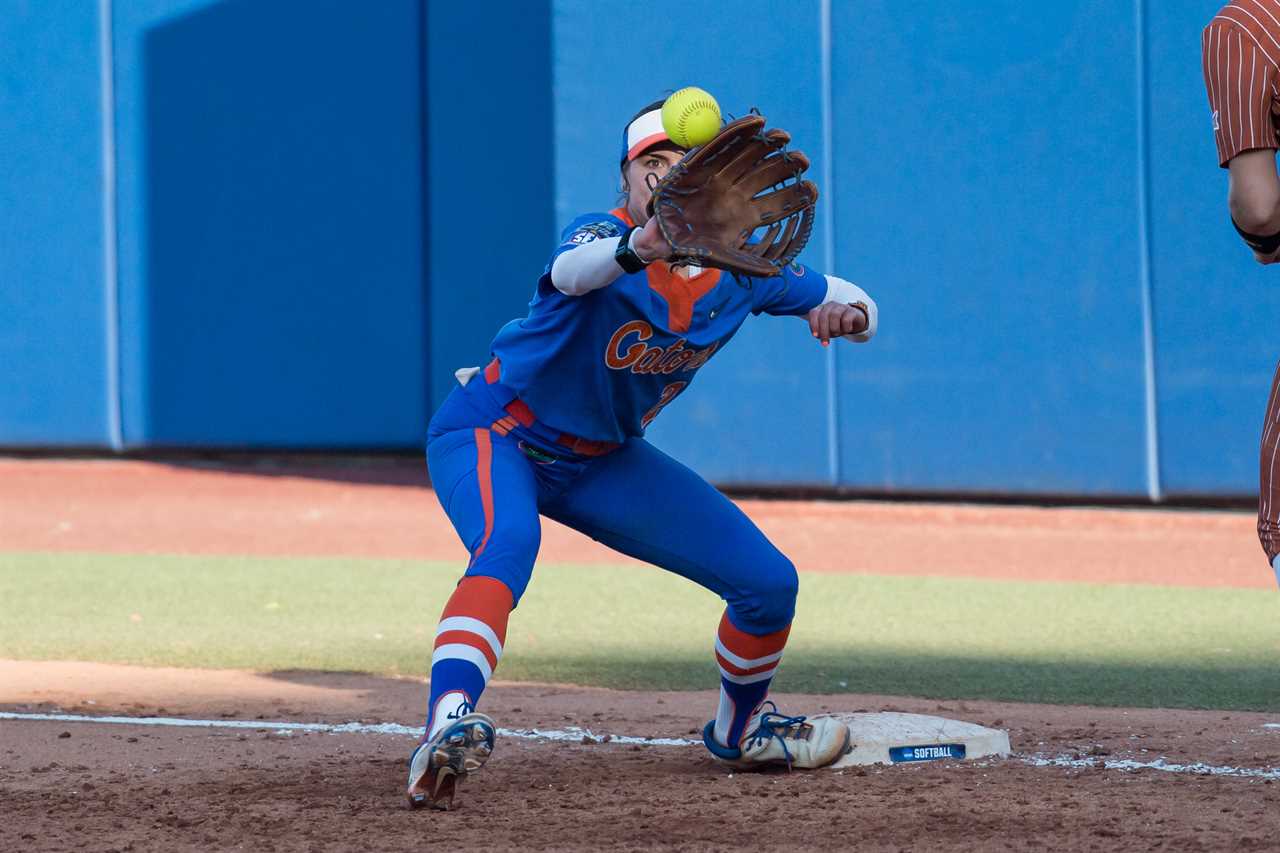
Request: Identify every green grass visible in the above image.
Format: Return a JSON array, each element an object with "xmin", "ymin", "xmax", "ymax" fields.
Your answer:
[{"xmin": 2, "ymin": 551, "xmax": 1277, "ymax": 710}]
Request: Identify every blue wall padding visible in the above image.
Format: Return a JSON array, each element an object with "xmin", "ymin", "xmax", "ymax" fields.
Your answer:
[
  {"xmin": 0, "ymin": 3, "xmax": 112, "ymax": 445},
  {"xmin": 425, "ymin": 0, "xmax": 555, "ymax": 412},
  {"xmin": 828, "ymin": 0, "xmax": 1149, "ymax": 495},
  {"xmin": 111, "ymin": 0, "xmax": 427, "ymax": 447},
  {"xmin": 2, "ymin": 0, "xmax": 1275, "ymax": 499}
]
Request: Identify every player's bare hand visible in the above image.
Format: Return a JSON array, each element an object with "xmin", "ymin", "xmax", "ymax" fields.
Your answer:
[
  {"xmin": 807, "ymin": 302, "xmax": 868, "ymax": 346},
  {"xmin": 1254, "ymin": 248, "xmax": 1280, "ymax": 265},
  {"xmin": 632, "ymin": 218, "xmax": 674, "ymax": 263}
]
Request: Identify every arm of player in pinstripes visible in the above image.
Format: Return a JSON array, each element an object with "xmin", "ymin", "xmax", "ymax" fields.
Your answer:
[
  {"xmin": 1203, "ymin": 12, "xmax": 1280, "ymax": 263},
  {"xmin": 1202, "ymin": 12, "xmax": 1280, "ymax": 169},
  {"xmin": 1228, "ymin": 151, "xmax": 1280, "ymax": 264}
]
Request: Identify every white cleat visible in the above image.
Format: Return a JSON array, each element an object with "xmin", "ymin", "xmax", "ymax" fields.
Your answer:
[
  {"xmin": 702, "ymin": 702, "xmax": 851, "ymax": 770},
  {"xmin": 406, "ymin": 712, "xmax": 496, "ymax": 810}
]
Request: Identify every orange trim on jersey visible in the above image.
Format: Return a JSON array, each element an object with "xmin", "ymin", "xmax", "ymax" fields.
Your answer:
[
  {"xmin": 646, "ymin": 264, "xmax": 721, "ymax": 333},
  {"xmin": 440, "ymin": 576, "xmax": 514, "ymax": 643},
  {"xmin": 472, "ymin": 429, "xmax": 495, "ymax": 557},
  {"xmin": 478, "ymin": 357, "xmax": 620, "ymax": 457},
  {"xmin": 610, "ymin": 207, "xmax": 636, "ymax": 228},
  {"xmin": 718, "ymin": 612, "xmax": 791, "ymax": 658}
]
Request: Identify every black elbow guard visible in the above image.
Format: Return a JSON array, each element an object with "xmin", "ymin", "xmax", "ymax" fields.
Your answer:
[{"xmin": 1232, "ymin": 217, "xmax": 1280, "ymax": 254}]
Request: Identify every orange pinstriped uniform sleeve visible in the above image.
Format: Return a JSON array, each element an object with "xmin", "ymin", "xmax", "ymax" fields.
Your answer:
[{"xmin": 1203, "ymin": 1, "xmax": 1280, "ymax": 166}]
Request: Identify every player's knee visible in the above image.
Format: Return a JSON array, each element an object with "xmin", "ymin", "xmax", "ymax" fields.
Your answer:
[
  {"xmin": 736, "ymin": 556, "xmax": 799, "ymax": 633},
  {"xmin": 507, "ymin": 516, "xmax": 542, "ymax": 556},
  {"xmin": 466, "ymin": 520, "xmax": 541, "ymax": 603}
]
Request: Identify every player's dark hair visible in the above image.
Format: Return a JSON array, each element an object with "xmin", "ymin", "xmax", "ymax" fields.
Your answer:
[{"xmin": 628, "ymin": 99, "xmax": 666, "ymax": 125}]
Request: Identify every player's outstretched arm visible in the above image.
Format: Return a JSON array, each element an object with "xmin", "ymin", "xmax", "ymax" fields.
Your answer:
[
  {"xmin": 753, "ymin": 262, "xmax": 876, "ymax": 343},
  {"xmin": 806, "ymin": 275, "xmax": 877, "ymax": 345},
  {"xmin": 1228, "ymin": 150, "xmax": 1280, "ymax": 265},
  {"xmin": 550, "ymin": 218, "xmax": 672, "ymax": 296}
]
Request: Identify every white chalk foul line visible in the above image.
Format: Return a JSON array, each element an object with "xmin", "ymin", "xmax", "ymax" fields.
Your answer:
[
  {"xmin": 1018, "ymin": 754, "xmax": 1280, "ymax": 781},
  {"xmin": 3, "ymin": 712, "xmax": 1278, "ymax": 780},
  {"xmin": 0, "ymin": 712, "xmax": 698, "ymax": 747}
]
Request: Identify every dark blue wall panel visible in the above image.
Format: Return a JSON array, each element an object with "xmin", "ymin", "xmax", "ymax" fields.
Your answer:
[
  {"xmin": 1147, "ymin": 1, "xmax": 1280, "ymax": 497},
  {"xmin": 112, "ymin": 0, "xmax": 427, "ymax": 447},
  {"xmin": 0, "ymin": 2, "xmax": 111, "ymax": 445},
  {"xmin": 831, "ymin": 0, "xmax": 1151, "ymax": 495},
  {"xmin": 552, "ymin": 0, "xmax": 831, "ymax": 484},
  {"xmin": 425, "ymin": 0, "xmax": 555, "ymax": 411}
]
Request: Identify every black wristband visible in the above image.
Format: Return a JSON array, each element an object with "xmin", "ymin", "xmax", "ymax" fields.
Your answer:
[
  {"xmin": 1232, "ymin": 217, "xmax": 1280, "ymax": 254},
  {"xmin": 614, "ymin": 226, "xmax": 648, "ymax": 274}
]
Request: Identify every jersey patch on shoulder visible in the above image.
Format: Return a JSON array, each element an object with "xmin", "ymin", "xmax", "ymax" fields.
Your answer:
[{"xmin": 565, "ymin": 221, "xmax": 622, "ymax": 246}]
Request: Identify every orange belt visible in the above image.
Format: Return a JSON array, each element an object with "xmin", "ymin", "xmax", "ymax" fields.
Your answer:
[{"xmin": 483, "ymin": 358, "xmax": 620, "ymax": 457}]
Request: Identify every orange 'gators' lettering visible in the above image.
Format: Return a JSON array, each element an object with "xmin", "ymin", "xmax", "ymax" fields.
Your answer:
[{"xmin": 605, "ymin": 322, "xmax": 718, "ymax": 375}]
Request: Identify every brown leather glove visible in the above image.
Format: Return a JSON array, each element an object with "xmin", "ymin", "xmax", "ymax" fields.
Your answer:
[{"xmin": 647, "ymin": 114, "xmax": 818, "ymax": 278}]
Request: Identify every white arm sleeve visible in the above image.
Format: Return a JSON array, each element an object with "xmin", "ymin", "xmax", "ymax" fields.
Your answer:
[
  {"xmin": 550, "ymin": 235, "xmax": 627, "ymax": 296},
  {"xmin": 822, "ymin": 274, "xmax": 878, "ymax": 343}
]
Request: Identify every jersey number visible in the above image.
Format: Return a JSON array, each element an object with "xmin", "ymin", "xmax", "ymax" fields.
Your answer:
[{"xmin": 641, "ymin": 381, "xmax": 688, "ymax": 428}]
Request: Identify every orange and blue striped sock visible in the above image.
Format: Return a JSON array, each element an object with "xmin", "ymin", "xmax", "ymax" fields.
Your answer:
[
  {"xmin": 712, "ymin": 611, "xmax": 791, "ymax": 749},
  {"xmin": 423, "ymin": 575, "xmax": 513, "ymax": 742}
]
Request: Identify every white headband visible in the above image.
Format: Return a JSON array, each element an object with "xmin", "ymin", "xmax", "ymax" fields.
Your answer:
[{"xmin": 624, "ymin": 108, "xmax": 670, "ymax": 162}]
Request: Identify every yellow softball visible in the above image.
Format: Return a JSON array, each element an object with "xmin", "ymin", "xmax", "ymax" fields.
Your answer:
[{"xmin": 662, "ymin": 87, "xmax": 722, "ymax": 148}]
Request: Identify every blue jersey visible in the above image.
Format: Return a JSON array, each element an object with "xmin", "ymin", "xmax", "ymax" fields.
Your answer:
[{"xmin": 487, "ymin": 209, "xmax": 827, "ymax": 443}]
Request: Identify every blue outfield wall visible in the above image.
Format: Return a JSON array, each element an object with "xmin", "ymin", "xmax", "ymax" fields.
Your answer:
[
  {"xmin": 426, "ymin": 0, "xmax": 555, "ymax": 413},
  {"xmin": 0, "ymin": 0, "xmax": 1273, "ymax": 497},
  {"xmin": 0, "ymin": 3, "xmax": 114, "ymax": 446},
  {"xmin": 828, "ymin": 1, "xmax": 1150, "ymax": 495},
  {"xmin": 111, "ymin": 0, "xmax": 428, "ymax": 448}
]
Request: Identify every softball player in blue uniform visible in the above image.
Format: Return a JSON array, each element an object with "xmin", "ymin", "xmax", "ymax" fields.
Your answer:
[{"xmin": 408, "ymin": 100, "xmax": 879, "ymax": 809}]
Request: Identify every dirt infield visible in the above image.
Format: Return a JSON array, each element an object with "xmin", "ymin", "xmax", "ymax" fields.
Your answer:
[
  {"xmin": 2, "ymin": 662, "xmax": 1279, "ymax": 852},
  {"xmin": 3, "ymin": 458, "xmax": 1279, "ymax": 851}
]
